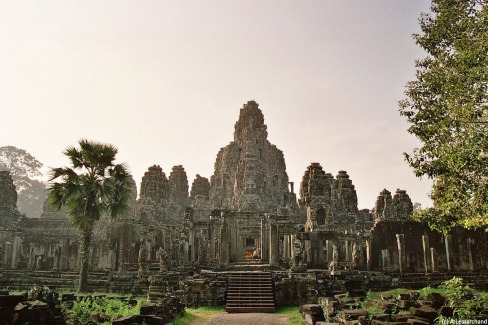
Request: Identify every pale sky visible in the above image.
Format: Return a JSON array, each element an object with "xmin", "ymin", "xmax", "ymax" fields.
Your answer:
[{"xmin": 0, "ymin": 1, "xmax": 433, "ymax": 210}]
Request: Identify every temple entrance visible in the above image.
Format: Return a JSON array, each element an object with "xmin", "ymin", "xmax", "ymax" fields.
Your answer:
[{"xmin": 244, "ymin": 238, "xmax": 256, "ymax": 259}]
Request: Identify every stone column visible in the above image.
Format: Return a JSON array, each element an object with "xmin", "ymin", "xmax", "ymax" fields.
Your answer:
[
  {"xmin": 467, "ymin": 238, "xmax": 474, "ymax": 271},
  {"xmin": 352, "ymin": 241, "xmax": 359, "ymax": 270},
  {"xmin": 11, "ymin": 234, "xmax": 21, "ymax": 269},
  {"xmin": 365, "ymin": 239, "xmax": 371, "ymax": 271},
  {"xmin": 269, "ymin": 223, "xmax": 279, "ymax": 268},
  {"xmin": 261, "ymin": 216, "xmax": 269, "ymax": 261},
  {"xmin": 396, "ymin": 234, "xmax": 405, "ymax": 275},
  {"xmin": 209, "ymin": 225, "xmax": 216, "ymax": 260},
  {"xmin": 284, "ymin": 235, "xmax": 290, "ymax": 259},
  {"xmin": 430, "ymin": 248, "xmax": 436, "ymax": 272},
  {"xmin": 28, "ymin": 245, "xmax": 35, "ymax": 270},
  {"xmin": 229, "ymin": 216, "xmax": 238, "ymax": 263},
  {"xmin": 255, "ymin": 237, "xmax": 261, "ymax": 258},
  {"xmin": 290, "ymin": 234, "xmax": 296, "ymax": 262},
  {"xmin": 188, "ymin": 228, "xmax": 195, "ymax": 262},
  {"xmin": 381, "ymin": 249, "xmax": 390, "ymax": 271},
  {"xmin": 310, "ymin": 235, "xmax": 318, "ymax": 266},
  {"xmin": 422, "ymin": 235, "xmax": 430, "ymax": 274},
  {"xmin": 317, "ymin": 237, "xmax": 326, "ymax": 267},
  {"xmin": 330, "ymin": 244, "xmax": 339, "ymax": 275},
  {"xmin": 54, "ymin": 247, "xmax": 61, "ymax": 271},
  {"xmin": 444, "ymin": 236, "xmax": 451, "ymax": 272},
  {"xmin": 4, "ymin": 242, "xmax": 12, "ymax": 270},
  {"xmin": 219, "ymin": 220, "xmax": 230, "ymax": 268},
  {"xmin": 61, "ymin": 239, "xmax": 70, "ymax": 270},
  {"xmin": 117, "ymin": 239, "xmax": 124, "ymax": 271},
  {"xmin": 237, "ymin": 236, "xmax": 244, "ymax": 260}
]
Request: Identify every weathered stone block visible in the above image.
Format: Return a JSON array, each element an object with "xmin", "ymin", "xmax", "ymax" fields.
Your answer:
[
  {"xmin": 398, "ymin": 299, "xmax": 416, "ymax": 309},
  {"xmin": 413, "ymin": 305, "xmax": 438, "ymax": 322},
  {"xmin": 438, "ymin": 305, "xmax": 454, "ymax": 317},
  {"xmin": 0, "ymin": 294, "xmax": 24, "ymax": 309},
  {"xmin": 318, "ymin": 297, "xmax": 337, "ymax": 317},
  {"xmin": 301, "ymin": 304, "xmax": 323, "ymax": 313},
  {"xmin": 407, "ymin": 318, "xmax": 430, "ymax": 325},
  {"xmin": 393, "ymin": 314, "xmax": 414, "ymax": 322},
  {"xmin": 371, "ymin": 320, "xmax": 386, "ymax": 325},
  {"xmin": 417, "ymin": 300, "xmax": 433, "ymax": 306},
  {"xmin": 344, "ymin": 303, "xmax": 359, "ymax": 310},
  {"xmin": 140, "ymin": 302, "xmax": 157, "ymax": 315},
  {"xmin": 372, "ymin": 313, "xmax": 391, "ymax": 321},
  {"xmin": 398, "ymin": 293, "xmax": 411, "ymax": 300},
  {"xmin": 337, "ymin": 309, "xmax": 368, "ymax": 322},
  {"xmin": 61, "ymin": 293, "xmax": 76, "ymax": 301},
  {"xmin": 345, "ymin": 320, "xmax": 363, "ymax": 325},
  {"xmin": 381, "ymin": 293, "xmax": 395, "ymax": 300}
]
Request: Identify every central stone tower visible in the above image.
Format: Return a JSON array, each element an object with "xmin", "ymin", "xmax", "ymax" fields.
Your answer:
[{"xmin": 209, "ymin": 100, "xmax": 292, "ymax": 212}]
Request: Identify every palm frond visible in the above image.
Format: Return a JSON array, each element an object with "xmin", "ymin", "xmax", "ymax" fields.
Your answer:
[
  {"xmin": 47, "ymin": 139, "xmax": 131, "ymax": 231},
  {"xmin": 64, "ymin": 146, "xmax": 84, "ymax": 169}
]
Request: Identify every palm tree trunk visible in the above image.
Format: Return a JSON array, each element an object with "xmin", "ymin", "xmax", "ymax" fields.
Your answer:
[{"xmin": 79, "ymin": 228, "xmax": 92, "ymax": 292}]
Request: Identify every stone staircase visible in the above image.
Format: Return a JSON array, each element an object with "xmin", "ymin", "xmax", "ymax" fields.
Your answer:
[
  {"xmin": 0, "ymin": 270, "xmax": 110, "ymax": 291},
  {"xmin": 225, "ymin": 271, "xmax": 275, "ymax": 313}
]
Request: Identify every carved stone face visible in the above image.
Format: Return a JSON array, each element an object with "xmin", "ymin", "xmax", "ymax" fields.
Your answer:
[{"xmin": 245, "ymin": 180, "xmax": 257, "ymax": 194}]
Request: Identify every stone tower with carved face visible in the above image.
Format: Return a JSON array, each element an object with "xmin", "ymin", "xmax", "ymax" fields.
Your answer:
[{"xmin": 209, "ymin": 101, "xmax": 292, "ymax": 213}]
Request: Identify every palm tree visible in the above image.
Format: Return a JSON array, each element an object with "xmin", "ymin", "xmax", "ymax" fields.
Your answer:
[{"xmin": 48, "ymin": 139, "xmax": 132, "ymax": 292}]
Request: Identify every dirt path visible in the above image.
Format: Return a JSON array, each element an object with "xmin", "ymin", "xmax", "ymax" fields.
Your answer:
[{"xmin": 188, "ymin": 312, "xmax": 289, "ymax": 325}]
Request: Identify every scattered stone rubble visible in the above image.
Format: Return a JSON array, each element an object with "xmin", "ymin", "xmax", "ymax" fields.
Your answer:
[
  {"xmin": 0, "ymin": 286, "xmax": 184, "ymax": 325},
  {"xmin": 112, "ymin": 296, "xmax": 184, "ymax": 325},
  {"xmin": 301, "ymin": 289, "xmax": 487, "ymax": 325},
  {"xmin": 0, "ymin": 287, "xmax": 64, "ymax": 325}
]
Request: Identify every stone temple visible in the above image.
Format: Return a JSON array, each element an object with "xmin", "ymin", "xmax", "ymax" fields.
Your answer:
[{"xmin": 0, "ymin": 101, "xmax": 487, "ymax": 311}]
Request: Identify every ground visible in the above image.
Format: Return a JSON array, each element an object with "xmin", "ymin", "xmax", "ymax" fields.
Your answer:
[{"xmin": 186, "ymin": 311, "xmax": 290, "ymax": 325}]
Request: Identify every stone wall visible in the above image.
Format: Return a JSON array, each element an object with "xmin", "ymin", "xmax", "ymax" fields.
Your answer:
[
  {"xmin": 370, "ymin": 220, "xmax": 488, "ymax": 273},
  {"xmin": 180, "ymin": 272, "xmax": 227, "ymax": 307}
]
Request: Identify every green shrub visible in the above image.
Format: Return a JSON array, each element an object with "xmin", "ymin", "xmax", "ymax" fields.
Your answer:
[
  {"xmin": 438, "ymin": 277, "xmax": 487, "ymax": 320},
  {"xmin": 63, "ymin": 296, "xmax": 140, "ymax": 324},
  {"xmin": 419, "ymin": 285, "xmax": 433, "ymax": 300}
]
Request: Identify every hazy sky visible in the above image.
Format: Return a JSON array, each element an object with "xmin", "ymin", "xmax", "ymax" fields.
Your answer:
[{"xmin": 0, "ymin": 1, "xmax": 434, "ymax": 210}]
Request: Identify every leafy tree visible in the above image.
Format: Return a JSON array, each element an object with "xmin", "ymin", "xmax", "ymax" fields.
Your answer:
[
  {"xmin": 399, "ymin": 0, "xmax": 488, "ymax": 233},
  {"xmin": 0, "ymin": 146, "xmax": 47, "ymax": 217},
  {"xmin": 48, "ymin": 139, "xmax": 132, "ymax": 292}
]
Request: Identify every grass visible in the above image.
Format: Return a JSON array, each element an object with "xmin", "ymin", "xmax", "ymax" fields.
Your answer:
[
  {"xmin": 276, "ymin": 306, "xmax": 303, "ymax": 325},
  {"xmin": 172, "ymin": 306, "xmax": 303, "ymax": 325},
  {"xmin": 172, "ymin": 306, "xmax": 225, "ymax": 325}
]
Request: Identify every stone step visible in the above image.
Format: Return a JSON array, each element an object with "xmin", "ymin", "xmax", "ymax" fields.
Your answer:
[
  {"xmin": 226, "ymin": 306, "xmax": 275, "ymax": 313},
  {"xmin": 227, "ymin": 298, "xmax": 274, "ymax": 303},
  {"xmin": 227, "ymin": 303, "xmax": 275, "ymax": 307},
  {"xmin": 227, "ymin": 288, "xmax": 273, "ymax": 292},
  {"xmin": 225, "ymin": 271, "xmax": 275, "ymax": 313},
  {"xmin": 227, "ymin": 283, "xmax": 272, "ymax": 286},
  {"xmin": 227, "ymin": 294, "xmax": 273, "ymax": 298}
]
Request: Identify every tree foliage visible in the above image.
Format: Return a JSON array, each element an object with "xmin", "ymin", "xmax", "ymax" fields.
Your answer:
[
  {"xmin": 399, "ymin": 0, "xmax": 488, "ymax": 233},
  {"xmin": 47, "ymin": 139, "xmax": 132, "ymax": 291},
  {"xmin": 0, "ymin": 146, "xmax": 46, "ymax": 217}
]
